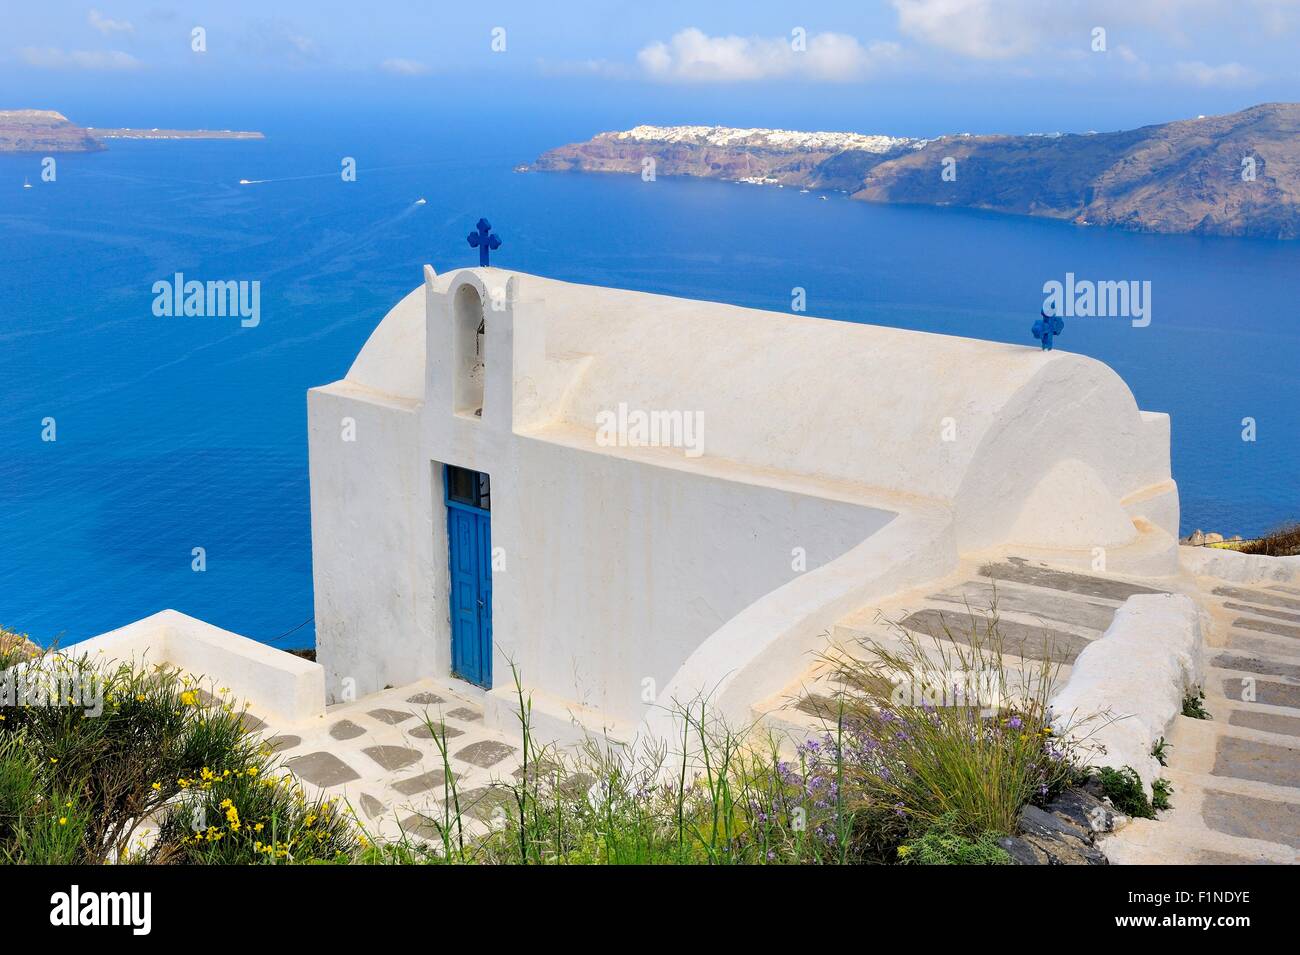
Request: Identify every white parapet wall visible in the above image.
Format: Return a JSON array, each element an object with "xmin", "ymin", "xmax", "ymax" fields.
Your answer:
[
  {"xmin": 61, "ymin": 610, "xmax": 325, "ymax": 725},
  {"xmin": 1179, "ymin": 545, "xmax": 1300, "ymax": 586},
  {"xmin": 1050, "ymin": 593, "xmax": 1204, "ymax": 793}
]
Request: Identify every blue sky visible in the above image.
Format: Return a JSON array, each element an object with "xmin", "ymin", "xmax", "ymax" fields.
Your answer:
[{"xmin": 4, "ymin": 1, "xmax": 1298, "ymax": 135}]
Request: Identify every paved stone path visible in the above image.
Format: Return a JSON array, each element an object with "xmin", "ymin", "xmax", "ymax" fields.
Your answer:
[
  {"xmin": 255, "ymin": 679, "xmax": 530, "ymax": 846},
  {"xmin": 1104, "ymin": 579, "xmax": 1300, "ymax": 864}
]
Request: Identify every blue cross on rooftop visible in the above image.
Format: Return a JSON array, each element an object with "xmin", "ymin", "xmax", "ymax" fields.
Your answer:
[
  {"xmin": 467, "ymin": 218, "xmax": 502, "ymax": 267},
  {"xmin": 1032, "ymin": 308, "xmax": 1064, "ymax": 351}
]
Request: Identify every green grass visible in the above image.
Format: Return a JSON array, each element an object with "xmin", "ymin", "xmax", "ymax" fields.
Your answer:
[{"xmin": 897, "ymin": 813, "xmax": 1010, "ymax": 865}]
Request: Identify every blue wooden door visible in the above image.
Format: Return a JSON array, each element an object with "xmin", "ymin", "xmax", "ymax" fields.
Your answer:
[{"xmin": 446, "ymin": 466, "xmax": 492, "ymax": 688}]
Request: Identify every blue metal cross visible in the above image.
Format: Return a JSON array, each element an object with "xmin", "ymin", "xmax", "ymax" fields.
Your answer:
[
  {"xmin": 1032, "ymin": 309, "xmax": 1064, "ymax": 351},
  {"xmin": 467, "ymin": 218, "xmax": 502, "ymax": 267}
]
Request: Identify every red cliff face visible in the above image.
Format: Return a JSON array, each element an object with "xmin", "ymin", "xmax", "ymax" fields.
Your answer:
[{"xmin": 0, "ymin": 110, "xmax": 105, "ymax": 153}]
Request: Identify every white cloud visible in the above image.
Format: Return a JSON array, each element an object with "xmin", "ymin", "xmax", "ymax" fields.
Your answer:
[
  {"xmin": 380, "ymin": 57, "xmax": 432, "ymax": 76},
  {"xmin": 1174, "ymin": 59, "xmax": 1259, "ymax": 86},
  {"xmin": 635, "ymin": 28, "xmax": 900, "ymax": 83},
  {"xmin": 20, "ymin": 46, "xmax": 142, "ymax": 70},
  {"xmin": 890, "ymin": 0, "xmax": 1298, "ymax": 60},
  {"xmin": 890, "ymin": 0, "xmax": 1041, "ymax": 59},
  {"xmin": 88, "ymin": 9, "xmax": 135, "ymax": 36}
]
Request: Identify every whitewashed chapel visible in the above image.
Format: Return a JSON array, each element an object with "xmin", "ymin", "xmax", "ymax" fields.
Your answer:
[{"xmin": 305, "ymin": 264, "xmax": 1180, "ymax": 741}]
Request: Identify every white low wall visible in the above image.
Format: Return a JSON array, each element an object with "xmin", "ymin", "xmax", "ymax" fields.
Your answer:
[
  {"xmin": 640, "ymin": 506, "xmax": 957, "ymax": 741},
  {"xmin": 1179, "ymin": 545, "xmax": 1300, "ymax": 586},
  {"xmin": 1050, "ymin": 593, "xmax": 1203, "ymax": 792},
  {"xmin": 66, "ymin": 610, "xmax": 325, "ymax": 725}
]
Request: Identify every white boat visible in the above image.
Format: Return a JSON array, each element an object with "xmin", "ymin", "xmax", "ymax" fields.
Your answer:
[
  {"xmin": 23, "ymin": 178, "xmax": 33, "ymax": 189},
  {"xmin": 415, "ymin": 198, "xmax": 427, "ymax": 205},
  {"xmin": 239, "ymin": 179, "xmax": 252, "ymax": 185}
]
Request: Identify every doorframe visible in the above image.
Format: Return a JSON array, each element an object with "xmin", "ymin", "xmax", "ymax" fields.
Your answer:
[{"xmin": 443, "ymin": 464, "xmax": 492, "ymax": 689}]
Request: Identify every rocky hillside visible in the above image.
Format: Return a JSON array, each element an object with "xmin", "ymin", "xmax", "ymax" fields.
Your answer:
[
  {"xmin": 0, "ymin": 110, "xmax": 104, "ymax": 153},
  {"xmin": 532, "ymin": 105, "xmax": 1300, "ymax": 239}
]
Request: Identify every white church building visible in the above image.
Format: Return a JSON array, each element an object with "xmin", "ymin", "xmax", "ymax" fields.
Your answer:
[{"xmin": 304, "ymin": 264, "xmax": 1181, "ymax": 743}]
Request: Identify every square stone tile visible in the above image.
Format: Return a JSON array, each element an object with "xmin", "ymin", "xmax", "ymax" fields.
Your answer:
[
  {"xmin": 457, "ymin": 786, "xmax": 515, "ymax": 823},
  {"xmin": 358, "ymin": 793, "xmax": 387, "ymax": 820},
  {"xmin": 239, "ymin": 712, "xmax": 267, "ymax": 734},
  {"xmin": 367, "ymin": 707, "xmax": 416, "ymax": 725},
  {"xmin": 407, "ymin": 721, "xmax": 464, "ymax": 741},
  {"xmin": 265, "ymin": 734, "xmax": 301, "ymax": 753},
  {"xmin": 399, "ymin": 812, "xmax": 449, "ymax": 842},
  {"xmin": 454, "ymin": 740, "xmax": 517, "ymax": 768},
  {"xmin": 287, "ymin": 751, "xmax": 361, "ymax": 788},
  {"xmin": 362, "ymin": 745, "xmax": 424, "ymax": 771},
  {"xmin": 406, "ymin": 692, "xmax": 445, "ymax": 705},
  {"xmin": 446, "ymin": 706, "xmax": 483, "ymax": 722},
  {"xmin": 329, "ymin": 719, "xmax": 367, "ymax": 741},
  {"xmin": 392, "ymin": 768, "xmax": 459, "ymax": 797}
]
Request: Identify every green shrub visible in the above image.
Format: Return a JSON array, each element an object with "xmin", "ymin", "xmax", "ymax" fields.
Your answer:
[
  {"xmin": 1096, "ymin": 766, "xmax": 1171, "ymax": 819},
  {"xmin": 1151, "ymin": 736, "xmax": 1170, "ymax": 766},
  {"xmin": 1151, "ymin": 777, "xmax": 1174, "ymax": 812},
  {"xmin": 1181, "ymin": 687, "xmax": 1211, "ymax": 720},
  {"xmin": 1, "ymin": 652, "xmax": 356, "ymax": 864},
  {"xmin": 897, "ymin": 813, "xmax": 1010, "ymax": 865}
]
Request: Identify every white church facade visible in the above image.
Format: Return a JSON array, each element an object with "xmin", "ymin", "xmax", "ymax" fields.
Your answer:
[{"xmin": 306, "ymin": 265, "xmax": 1180, "ymax": 742}]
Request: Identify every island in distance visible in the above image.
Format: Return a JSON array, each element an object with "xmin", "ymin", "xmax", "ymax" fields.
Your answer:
[
  {"xmin": 530, "ymin": 103, "xmax": 1300, "ymax": 239},
  {"xmin": 0, "ymin": 109, "xmax": 263, "ymax": 153}
]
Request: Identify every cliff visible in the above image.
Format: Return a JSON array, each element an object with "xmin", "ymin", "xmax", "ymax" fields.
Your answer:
[
  {"xmin": 532, "ymin": 105, "xmax": 1300, "ymax": 239},
  {"xmin": 0, "ymin": 110, "xmax": 104, "ymax": 153}
]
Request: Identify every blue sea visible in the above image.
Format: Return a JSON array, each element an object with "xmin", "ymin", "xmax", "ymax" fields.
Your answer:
[{"xmin": 2, "ymin": 107, "xmax": 1298, "ymax": 650}]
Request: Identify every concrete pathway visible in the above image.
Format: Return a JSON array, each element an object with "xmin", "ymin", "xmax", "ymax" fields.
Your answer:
[{"xmin": 1103, "ymin": 579, "xmax": 1300, "ymax": 864}]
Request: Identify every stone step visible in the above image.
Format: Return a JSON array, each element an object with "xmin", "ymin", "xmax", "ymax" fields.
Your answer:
[
  {"xmin": 979, "ymin": 559, "xmax": 1164, "ymax": 602},
  {"xmin": 1212, "ymin": 651, "xmax": 1300, "ymax": 682},
  {"xmin": 1211, "ymin": 734, "xmax": 1300, "ymax": 791},
  {"xmin": 1101, "ymin": 769, "xmax": 1297, "ymax": 864},
  {"xmin": 1216, "ymin": 672, "xmax": 1300, "ymax": 711},
  {"xmin": 1213, "ymin": 585, "xmax": 1300, "ymax": 614},
  {"xmin": 1226, "ymin": 629, "xmax": 1300, "ymax": 663},
  {"xmin": 898, "ymin": 607, "xmax": 1092, "ymax": 664},
  {"xmin": 1223, "ymin": 601, "xmax": 1300, "ymax": 625},
  {"xmin": 1199, "ymin": 786, "xmax": 1300, "ymax": 852},
  {"xmin": 926, "ymin": 579, "xmax": 1122, "ymax": 633},
  {"xmin": 1228, "ymin": 708, "xmax": 1300, "ymax": 739},
  {"xmin": 1233, "ymin": 616, "xmax": 1300, "ymax": 641}
]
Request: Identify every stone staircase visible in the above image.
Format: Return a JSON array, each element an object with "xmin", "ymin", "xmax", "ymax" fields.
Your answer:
[
  {"xmin": 1103, "ymin": 580, "xmax": 1300, "ymax": 864},
  {"xmin": 755, "ymin": 555, "xmax": 1168, "ymax": 750}
]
